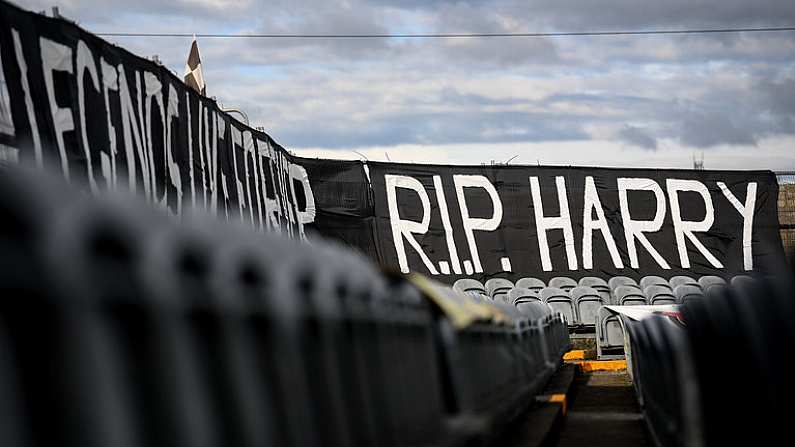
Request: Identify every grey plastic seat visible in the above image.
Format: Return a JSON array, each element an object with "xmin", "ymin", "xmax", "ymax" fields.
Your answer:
[
  {"xmin": 578, "ymin": 277, "xmax": 611, "ymax": 305},
  {"xmin": 615, "ymin": 285, "xmax": 647, "ymax": 306},
  {"xmin": 669, "ymin": 275, "xmax": 699, "ymax": 290},
  {"xmin": 608, "ymin": 276, "xmax": 640, "ymax": 292},
  {"xmin": 608, "ymin": 277, "xmax": 640, "ymax": 304},
  {"xmin": 643, "ymin": 285, "xmax": 677, "ymax": 305},
  {"xmin": 673, "ymin": 284, "xmax": 704, "ymax": 303},
  {"xmin": 698, "ymin": 275, "xmax": 727, "ymax": 294},
  {"xmin": 548, "ymin": 277, "xmax": 577, "ymax": 293},
  {"xmin": 515, "ymin": 277, "xmax": 546, "ymax": 294},
  {"xmin": 516, "ymin": 300, "xmax": 551, "ymax": 321},
  {"xmin": 570, "ymin": 286, "xmax": 605, "ymax": 325},
  {"xmin": 465, "ymin": 291, "xmax": 488, "ymax": 303},
  {"xmin": 596, "ymin": 306, "xmax": 624, "ymax": 353},
  {"xmin": 640, "ymin": 275, "xmax": 671, "ymax": 292},
  {"xmin": 508, "ymin": 287, "xmax": 540, "ymax": 305},
  {"xmin": 452, "ymin": 278, "xmax": 487, "ymax": 296},
  {"xmin": 730, "ymin": 275, "xmax": 756, "ymax": 288},
  {"xmin": 540, "ymin": 287, "xmax": 575, "ymax": 323},
  {"xmin": 485, "ymin": 278, "xmax": 515, "ymax": 303}
]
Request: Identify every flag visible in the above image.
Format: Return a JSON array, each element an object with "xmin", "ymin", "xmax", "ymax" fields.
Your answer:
[{"xmin": 184, "ymin": 37, "xmax": 206, "ymax": 95}]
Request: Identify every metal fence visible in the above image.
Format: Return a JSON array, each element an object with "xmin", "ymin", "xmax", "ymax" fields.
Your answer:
[{"xmin": 776, "ymin": 171, "xmax": 795, "ymax": 257}]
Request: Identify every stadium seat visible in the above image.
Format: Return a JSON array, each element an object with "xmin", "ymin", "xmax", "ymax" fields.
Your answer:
[
  {"xmin": 595, "ymin": 307, "xmax": 624, "ymax": 356},
  {"xmin": 0, "ymin": 167, "xmax": 576, "ymax": 447},
  {"xmin": 698, "ymin": 275, "xmax": 727, "ymax": 294},
  {"xmin": 516, "ymin": 300, "xmax": 551, "ymax": 321},
  {"xmin": 730, "ymin": 275, "xmax": 756, "ymax": 288},
  {"xmin": 640, "ymin": 275, "xmax": 671, "ymax": 291},
  {"xmin": 607, "ymin": 276, "xmax": 640, "ymax": 303},
  {"xmin": 508, "ymin": 287, "xmax": 540, "ymax": 305},
  {"xmin": 578, "ymin": 276, "xmax": 611, "ymax": 305},
  {"xmin": 540, "ymin": 287, "xmax": 575, "ymax": 324},
  {"xmin": 465, "ymin": 291, "xmax": 488, "ymax": 302},
  {"xmin": 669, "ymin": 275, "xmax": 700, "ymax": 290},
  {"xmin": 643, "ymin": 285, "xmax": 677, "ymax": 305},
  {"xmin": 570, "ymin": 286, "xmax": 605, "ymax": 325},
  {"xmin": 485, "ymin": 278, "xmax": 515, "ymax": 303},
  {"xmin": 515, "ymin": 277, "xmax": 545, "ymax": 294},
  {"xmin": 673, "ymin": 284, "xmax": 704, "ymax": 303},
  {"xmin": 548, "ymin": 277, "xmax": 577, "ymax": 293},
  {"xmin": 615, "ymin": 285, "xmax": 648, "ymax": 306},
  {"xmin": 452, "ymin": 278, "xmax": 487, "ymax": 297},
  {"xmin": 608, "ymin": 276, "xmax": 640, "ymax": 291}
]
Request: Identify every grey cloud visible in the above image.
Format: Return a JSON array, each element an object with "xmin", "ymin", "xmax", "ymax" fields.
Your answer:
[
  {"xmin": 274, "ymin": 110, "xmax": 590, "ymax": 149},
  {"xmin": 678, "ymin": 110, "xmax": 756, "ymax": 147},
  {"xmin": 618, "ymin": 125, "xmax": 657, "ymax": 149}
]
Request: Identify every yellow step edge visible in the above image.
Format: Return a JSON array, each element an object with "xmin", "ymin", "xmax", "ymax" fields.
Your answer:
[
  {"xmin": 537, "ymin": 393, "xmax": 568, "ymax": 415},
  {"xmin": 563, "ymin": 350, "xmax": 586, "ymax": 360},
  {"xmin": 577, "ymin": 360, "xmax": 627, "ymax": 373}
]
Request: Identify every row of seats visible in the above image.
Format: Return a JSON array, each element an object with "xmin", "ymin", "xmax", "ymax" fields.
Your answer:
[
  {"xmin": 455, "ymin": 274, "xmax": 754, "ymax": 308},
  {"xmin": 0, "ymin": 168, "xmax": 569, "ymax": 447},
  {"xmin": 454, "ymin": 279, "xmax": 603, "ymax": 327},
  {"xmin": 623, "ymin": 268, "xmax": 795, "ymax": 447}
]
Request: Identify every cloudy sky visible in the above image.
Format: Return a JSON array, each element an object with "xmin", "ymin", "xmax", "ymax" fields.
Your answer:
[{"xmin": 23, "ymin": 0, "xmax": 795, "ymax": 169}]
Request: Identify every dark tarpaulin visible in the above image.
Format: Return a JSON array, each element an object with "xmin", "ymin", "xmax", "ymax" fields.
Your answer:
[{"xmin": 367, "ymin": 162, "xmax": 785, "ymax": 284}]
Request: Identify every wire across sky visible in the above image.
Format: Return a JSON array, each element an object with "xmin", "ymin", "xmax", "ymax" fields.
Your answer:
[{"xmin": 96, "ymin": 26, "xmax": 795, "ymax": 39}]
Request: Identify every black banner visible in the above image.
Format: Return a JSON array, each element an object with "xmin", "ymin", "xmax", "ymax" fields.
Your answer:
[
  {"xmin": 368, "ymin": 162, "xmax": 785, "ymax": 282},
  {"xmin": 0, "ymin": 0, "xmax": 370, "ymax": 244}
]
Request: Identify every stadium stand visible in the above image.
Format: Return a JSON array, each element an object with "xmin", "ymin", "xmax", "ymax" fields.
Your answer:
[
  {"xmin": 548, "ymin": 277, "xmax": 577, "ymax": 293},
  {"xmin": 643, "ymin": 285, "xmax": 677, "ymax": 305},
  {"xmin": 484, "ymin": 278, "xmax": 514, "ymax": 303},
  {"xmin": 624, "ymin": 267, "xmax": 795, "ymax": 447},
  {"xmin": 615, "ymin": 285, "xmax": 648, "ymax": 306},
  {"xmin": 539, "ymin": 287, "xmax": 576, "ymax": 324},
  {"xmin": 0, "ymin": 168, "xmax": 570, "ymax": 447},
  {"xmin": 515, "ymin": 277, "xmax": 545, "ymax": 294}
]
